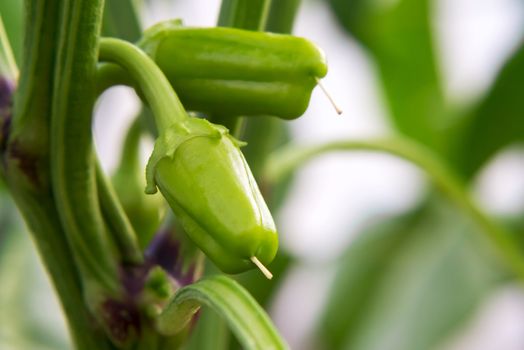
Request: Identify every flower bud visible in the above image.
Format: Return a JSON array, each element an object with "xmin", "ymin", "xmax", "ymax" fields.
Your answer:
[
  {"xmin": 139, "ymin": 20, "xmax": 328, "ymax": 120},
  {"xmin": 146, "ymin": 118, "xmax": 278, "ymax": 273}
]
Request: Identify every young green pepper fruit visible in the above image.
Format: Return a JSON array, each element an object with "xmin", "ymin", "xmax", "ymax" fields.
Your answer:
[
  {"xmin": 138, "ymin": 20, "xmax": 328, "ymax": 120},
  {"xmin": 145, "ymin": 117, "xmax": 278, "ymax": 274}
]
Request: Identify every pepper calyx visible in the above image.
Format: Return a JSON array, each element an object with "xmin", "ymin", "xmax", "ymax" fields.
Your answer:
[{"xmin": 145, "ymin": 118, "xmax": 245, "ymax": 194}]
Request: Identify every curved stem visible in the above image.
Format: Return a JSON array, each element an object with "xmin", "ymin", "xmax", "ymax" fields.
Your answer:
[
  {"xmin": 266, "ymin": 138, "xmax": 524, "ymax": 281},
  {"xmin": 98, "ymin": 38, "xmax": 187, "ymax": 131},
  {"xmin": 158, "ymin": 275, "xmax": 288, "ymax": 350},
  {"xmin": 95, "ymin": 62, "xmax": 133, "ymax": 96}
]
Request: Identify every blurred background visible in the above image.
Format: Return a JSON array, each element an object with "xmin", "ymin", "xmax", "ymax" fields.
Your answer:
[{"xmin": 2, "ymin": 0, "xmax": 524, "ymax": 349}]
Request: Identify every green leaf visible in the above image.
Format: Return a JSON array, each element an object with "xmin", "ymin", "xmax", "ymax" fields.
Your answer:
[
  {"xmin": 448, "ymin": 42, "xmax": 524, "ymax": 178},
  {"xmin": 0, "ymin": 14, "xmax": 18, "ymax": 79},
  {"xmin": 158, "ymin": 275, "xmax": 289, "ymax": 350},
  {"xmin": 266, "ymin": 138, "xmax": 524, "ymax": 280},
  {"xmin": 0, "ymin": 0, "xmax": 23, "ymax": 64},
  {"xmin": 183, "ymin": 307, "xmax": 231, "ymax": 350},
  {"xmin": 328, "ymin": 0, "xmax": 446, "ymax": 152},
  {"xmin": 102, "ymin": 0, "xmax": 142, "ymax": 42},
  {"xmin": 316, "ymin": 212, "xmax": 419, "ymax": 349},
  {"xmin": 0, "ymin": 221, "xmax": 71, "ymax": 350},
  {"xmin": 317, "ymin": 197, "xmax": 507, "ymax": 350}
]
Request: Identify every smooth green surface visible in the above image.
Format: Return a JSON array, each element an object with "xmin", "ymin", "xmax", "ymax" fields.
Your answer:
[
  {"xmin": 266, "ymin": 138, "xmax": 524, "ymax": 281},
  {"xmin": 51, "ymin": 0, "xmax": 119, "ymax": 295},
  {"xmin": 329, "ymin": 0, "xmax": 446, "ymax": 152},
  {"xmin": 449, "ymin": 41, "xmax": 524, "ymax": 178},
  {"xmin": 0, "ymin": 0, "xmax": 23, "ymax": 64},
  {"xmin": 317, "ymin": 214, "xmax": 418, "ymax": 349},
  {"xmin": 0, "ymin": 225, "xmax": 71, "ymax": 350},
  {"xmin": 4, "ymin": 0, "xmax": 113, "ymax": 347},
  {"xmin": 151, "ymin": 118, "xmax": 278, "ymax": 273},
  {"xmin": 319, "ymin": 199, "xmax": 504, "ymax": 350},
  {"xmin": 0, "ymin": 15, "xmax": 18, "ymax": 79},
  {"xmin": 158, "ymin": 275, "xmax": 288, "ymax": 349},
  {"xmin": 99, "ymin": 37, "xmax": 187, "ymax": 130},
  {"xmin": 266, "ymin": 0, "xmax": 301, "ymax": 34},
  {"xmin": 217, "ymin": 0, "xmax": 270, "ymax": 31},
  {"xmin": 96, "ymin": 161, "xmax": 143, "ymax": 264},
  {"xmin": 139, "ymin": 22, "xmax": 326, "ymax": 119},
  {"xmin": 215, "ymin": 0, "xmax": 271, "ymax": 135},
  {"xmin": 184, "ymin": 307, "xmax": 231, "ymax": 350},
  {"xmin": 102, "ymin": 0, "xmax": 142, "ymax": 42}
]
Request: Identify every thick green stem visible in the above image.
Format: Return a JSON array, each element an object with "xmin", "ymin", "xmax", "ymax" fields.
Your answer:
[
  {"xmin": 4, "ymin": 0, "xmax": 112, "ymax": 348},
  {"xmin": 7, "ymin": 188, "xmax": 113, "ymax": 350},
  {"xmin": 98, "ymin": 38, "xmax": 187, "ymax": 132},
  {"xmin": 266, "ymin": 138, "xmax": 524, "ymax": 281},
  {"xmin": 96, "ymin": 161, "xmax": 143, "ymax": 265},
  {"xmin": 51, "ymin": 0, "xmax": 120, "ymax": 295},
  {"xmin": 217, "ymin": 0, "xmax": 271, "ymax": 31},
  {"xmin": 265, "ymin": 0, "xmax": 302, "ymax": 33}
]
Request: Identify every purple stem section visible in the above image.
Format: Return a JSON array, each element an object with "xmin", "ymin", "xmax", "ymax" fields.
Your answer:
[
  {"xmin": 0, "ymin": 76, "xmax": 14, "ymax": 155},
  {"xmin": 104, "ymin": 227, "xmax": 200, "ymax": 342}
]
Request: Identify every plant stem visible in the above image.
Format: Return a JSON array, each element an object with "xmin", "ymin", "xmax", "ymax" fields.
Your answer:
[
  {"xmin": 98, "ymin": 38, "xmax": 187, "ymax": 131},
  {"xmin": 51, "ymin": 0, "xmax": 120, "ymax": 295},
  {"xmin": 266, "ymin": 138, "xmax": 524, "ymax": 281},
  {"xmin": 217, "ymin": 0, "xmax": 270, "ymax": 31},
  {"xmin": 212, "ymin": 0, "xmax": 271, "ymax": 136},
  {"xmin": 96, "ymin": 160, "xmax": 143, "ymax": 265},
  {"xmin": 4, "ymin": 0, "xmax": 112, "ymax": 348},
  {"xmin": 266, "ymin": 0, "xmax": 302, "ymax": 33}
]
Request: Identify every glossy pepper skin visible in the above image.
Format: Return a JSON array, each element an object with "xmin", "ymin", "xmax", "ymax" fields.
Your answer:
[
  {"xmin": 139, "ymin": 20, "xmax": 328, "ymax": 119},
  {"xmin": 145, "ymin": 118, "xmax": 278, "ymax": 273}
]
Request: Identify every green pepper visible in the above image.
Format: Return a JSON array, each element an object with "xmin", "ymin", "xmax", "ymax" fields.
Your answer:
[
  {"xmin": 138, "ymin": 20, "xmax": 328, "ymax": 119},
  {"xmin": 145, "ymin": 117, "xmax": 278, "ymax": 274}
]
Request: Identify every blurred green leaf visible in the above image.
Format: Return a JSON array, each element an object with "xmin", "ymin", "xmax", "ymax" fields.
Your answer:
[
  {"xmin": 102, "ymin": 0, "xmax": 142, "ymax": 41},
  {"xmin": 183, "ymin": 307, "xmax": 231, "ymax": 350},
  {"xmin": 236, "ymin": 248, "xmax": 293, "ymax": 306},
  {"xmin": 266, "ymin": 0, "xmax": 302, "ymax": 34},
  {"xmin": 328, "ymin": 0, "xmax": 446, "ymax": 152},
  {"xmin": 0, "ymin": 0, "xmax": 23, "ymax": 64},
  {"xmin": 448, "ymin": 41, "xmax": 524, "ymax": 179},
  {"xmin": 0, "ymin": 215, "xmax": 70, "ymax": 349},
  {"xmin": 317, "ymin": 197, "xmax": 507, "ymax": 350},
  {"xmin": 315, "ymin": 210, "xmax": 420, "ymax": 349},
  {"xmin": 158, "ymin": 275, "xmax": 289, "ymax": 349}
]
